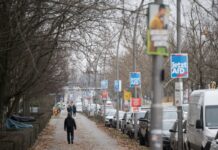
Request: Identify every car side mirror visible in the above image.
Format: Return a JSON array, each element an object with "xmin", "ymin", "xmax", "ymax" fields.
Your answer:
[
  {"xmin": 196, "ymin": 120, "xmax": 203, "ymax": 129},
  {"xmin": 169, "ymin": 129, "xmax": 176, "ymax": 133}
]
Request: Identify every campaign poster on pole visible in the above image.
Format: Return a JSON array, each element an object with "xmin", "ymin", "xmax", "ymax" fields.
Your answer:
[
  {"xmin": 171, "ymin": 53, "xmax": 188, "ymax": 78},
  {"xmin": 114, "ymin": 80, "xmax": 122, "ymax": 92},
  {"xmin": 123, "ymin": 90, "xmax": 132, "ymax": 101},
  {"xmin": 131, "ymin": 98, "xmax": 142, "ymax": 107},
  {"xmin": 146, "ymin": 3, "xmax": 170, "ymax": 56},
  {"xmin": 130, "ymin": 72, "xmax": 141, "ymax": 88},
  {"xmin": 101, "ymin": 90, "xmax": 108, "ymax": 100},
  {"xmin": 101, "ymin": 80, "xmax": 108, "ymax": 90}
]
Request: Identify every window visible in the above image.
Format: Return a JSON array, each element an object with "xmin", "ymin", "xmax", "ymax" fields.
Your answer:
[
  {"xmin": 163, "ymin": 111, "xmax": 177, "ymax": 120},
  {"xmin": 205, "ymin": 106, "xmax": 218, "ymax": 128}
]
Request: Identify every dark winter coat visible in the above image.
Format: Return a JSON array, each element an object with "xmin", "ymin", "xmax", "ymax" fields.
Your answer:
[
  {"xmin": 64, "ymin": 114, "xmax": 77, "ymax": 132},
  {"xmin": 72, "ymin": 105, "xmax": 77, "ymax": 113},
  {"xmin": 67, "ymin": 106, "xmax": 72, "ymax": 113}
]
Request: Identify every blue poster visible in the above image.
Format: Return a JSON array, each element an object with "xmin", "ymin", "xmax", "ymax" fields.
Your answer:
[
  {"xmin": 130, "ymin": 72, "xmax": 141, "ymax": 88},
  {"xmin": 171, "ymin": 54, "xmax": 188, "ymax": 78},
  {"xmin": 114, "ymin": 80, "xmax": 122, "ymax": 92},
  {"xmin": 101, "ymin": 80, "xmax": 108, "ymax": 90}
]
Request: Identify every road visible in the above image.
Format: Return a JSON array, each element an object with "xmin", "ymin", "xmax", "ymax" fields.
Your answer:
[{"xmin": 32, "ymin": 110, "xmax": 126, "ymax": 150}]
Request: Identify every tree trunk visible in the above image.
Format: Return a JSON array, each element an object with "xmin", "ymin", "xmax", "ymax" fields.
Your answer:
[{"xmin": 23, "ymin": 98, "xmax": 30, "ymax": 116}]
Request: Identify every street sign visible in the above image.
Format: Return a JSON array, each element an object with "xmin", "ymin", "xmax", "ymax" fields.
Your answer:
[
  {"xmin": 175, "ymin": 82, "xmax": 183, "ymax": 106},
  {"xmin": 101, "ymin": 80, "xmax": 108, "ymax": 89},
  {"xmin": 171, "ymin": 53, "xmax": 188, "ymax": 78},
  {"xmin": 124, "ymin": 90, "xmax": 132, "ymax": 101},
  {"xmin": 130, "ymin": 72, "xmax": 141, "ymax": 88},
  {"xmin": 114, "ymin": 80, "xmax": 122, "ymax": 92},
  {"xmin": 131, "ymin": 98, "xmax": 142, "ymax": 107}
]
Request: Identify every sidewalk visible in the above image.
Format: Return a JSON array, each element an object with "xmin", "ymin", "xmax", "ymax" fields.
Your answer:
[{"xmin": 32, "ymin": 110, "xmax": 125, "ymax": 150}]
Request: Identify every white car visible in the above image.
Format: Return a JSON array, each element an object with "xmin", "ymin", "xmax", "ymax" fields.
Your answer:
[
  {"xmin": 76, "ymin": 102, "xmax": 82, "ymax": 112},
  {"xmin": 210, "ymin": 139, "xmax": 218, "ymax": 150},
  {"xmin": 187, "ymin": 89, "xmax": 218, "ymax": 150},
  {"xmin": 104, "ymin": 109, "xmax": 116, "ymax": 127}
]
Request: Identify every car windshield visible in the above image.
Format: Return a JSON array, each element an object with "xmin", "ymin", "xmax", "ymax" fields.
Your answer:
[
  {"xmin": 127, "ymin": 113, "xmax": 132, "ymax": 119},
  {"xmin": 108, "ymin": 111, "xmax": 116, "ymax": 116},
  {"xmin": 182, "ymin": 105, "xmax": 189, "ymax": 113},
  {"xmin": 136, "ymin": 113, "xmax": 145, "ymax": 119},
  {"xmin": 106, "ymin": 105, "xmax": 114, "ymax": 109},
  {"xmin": 119, "ymin": 112, "xmax": 125, "ymax": 119},
  {"xmin": 205, "ymin": 106, "xmax": 218, "ymax": 128},
  {"xmin": 163, "ymin": 121, "xmax": 175, "ymax": 131},
  {"xmin": 163, "ymin": 111, "xmax": 177, "ymax": 120}
]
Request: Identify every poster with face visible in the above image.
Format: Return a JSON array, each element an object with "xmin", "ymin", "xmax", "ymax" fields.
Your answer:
[{"xmin": 146, "ymin": 3, "xmax": 170, "ymax": 56}]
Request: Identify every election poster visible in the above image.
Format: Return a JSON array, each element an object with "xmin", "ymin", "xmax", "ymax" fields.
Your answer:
[
  {"xmin": 171, "ymin": 53, "xmax": 189, "ymax": 78},
  {"xmin": 146, "ymin": 3, "xmax": 170, "ymax": 56}
]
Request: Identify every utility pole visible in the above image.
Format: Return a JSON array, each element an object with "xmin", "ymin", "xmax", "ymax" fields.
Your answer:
[
  {"xmin": 150, "ymin": 0, "xmax": 163, "ymax": 149},
  {"xmin": 115, "ymin": 27, "xmax": 123, "ymax": 130},
  {"xmin": 116, "ymin": 0, "xmax": 125, "ymax": 130},
  {"xmin": 132, "ymin": 0, "xmax": 144, "ymax": 139},
  {"xmin": 177, "ymin": 0, "xmax": 183, "ymax": 149}
]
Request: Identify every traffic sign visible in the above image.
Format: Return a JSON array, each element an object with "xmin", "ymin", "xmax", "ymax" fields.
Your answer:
[
  {"xmin": 130, "ymin": 72, "xmax": 141, "ymax": 88},
  {"xmin": 114, "ymin": 80, "xmax": 122, "ymax": 92},
  {"xmin": 171, "ymin": 53, "xmax": 188, "ymax": 78},
  {"xmin": 101, "ymin": 80, "xmax": 108, "ymax": 89}
]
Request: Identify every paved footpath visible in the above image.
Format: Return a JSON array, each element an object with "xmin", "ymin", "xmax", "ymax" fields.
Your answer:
[{"xmin": 45, "ymin": 110, "xmax": 125, "ymax": 150}]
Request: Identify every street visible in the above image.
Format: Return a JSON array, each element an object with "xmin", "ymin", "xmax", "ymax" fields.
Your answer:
[{"xmin": 31, "ymin": 110, "xmax": 126, "ymax": 150}]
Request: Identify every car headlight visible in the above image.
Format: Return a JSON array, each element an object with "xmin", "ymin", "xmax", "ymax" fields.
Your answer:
[{"xmin": 206, "ymin": 136, "xmax": 214, "ymax": 142}]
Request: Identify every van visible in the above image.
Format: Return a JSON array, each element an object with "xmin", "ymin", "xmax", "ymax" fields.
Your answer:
[{"xmin": 187, "ymin": 89, "xmax": 218, "ymax": 150}]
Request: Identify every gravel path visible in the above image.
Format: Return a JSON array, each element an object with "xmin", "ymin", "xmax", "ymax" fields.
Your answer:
[{"xmin": 46, "ymin": 110, "xmax": 124, "ymax": 150}]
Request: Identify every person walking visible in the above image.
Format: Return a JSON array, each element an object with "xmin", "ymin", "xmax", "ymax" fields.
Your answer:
[
  {"xmin": 64, "ymin": 113, "xmax": 77, "ymax": 144},
  {"xmin": 72, "ymin": 104, "xmax": 77, "ymax": 117},
  {"xmin": 67, "ymin": 104, "xmax": 72, "ymax": 116}
]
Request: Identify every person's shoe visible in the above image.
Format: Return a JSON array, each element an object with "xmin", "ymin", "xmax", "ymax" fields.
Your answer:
[
  {"xmin": 71, "ymin": 141, "xmax": 74, "ymax": 144},
  {"xmin": 68, "ymin": 142, "xmax": 70, "ymax": 144}
]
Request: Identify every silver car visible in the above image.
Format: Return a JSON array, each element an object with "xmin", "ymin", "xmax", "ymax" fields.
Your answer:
[{"xmin": 121, "ymin": 112, "xmax": 132, "ymax": 134}]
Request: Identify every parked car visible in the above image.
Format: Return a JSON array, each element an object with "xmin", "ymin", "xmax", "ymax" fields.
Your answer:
[
  {"xmin": 76, "ymin": 102, "xmax": 83, "ymax": 112},
  {"xmin": 187, "ymin": 89, "xmax": 218, "ymax": 150},
  {"xmin": 100, "ymin": 104, "xmax": 114, "ymax": 117},
  {"xmin": 104, "ymin": 109, "xmax": 116, "ymax": 127},
  {"xmin": 111, "ymin": 111, "xmax": 125, "ymax": 128},
  {"xmin": 121, "ymin": 112, "xmax": 132, "ymax": 134},
  {"xmin": 182, "ymin": 104, "xmax": 189, "ymax": 119},
  {"xmin": 210, "ymin": 132, "xmax": 218, "ymax": 150},
  {"xmin": 169, "ymin": 120, "xmax": 188, "ymax": 150},
  {"xmin": 126, "ymin": 112, "xmax": 146, "ymax": 138},
  {"xmin": 138, "ymin": 106, "xmax": 177, "ymax": 148}
]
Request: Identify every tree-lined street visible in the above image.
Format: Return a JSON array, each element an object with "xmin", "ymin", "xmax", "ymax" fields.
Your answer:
[{"xmin": 0, "ymin": 0, "xmax": 218, "ymax": 150}]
